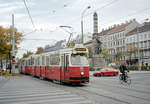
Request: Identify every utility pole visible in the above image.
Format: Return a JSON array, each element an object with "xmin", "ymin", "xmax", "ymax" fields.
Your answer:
[
  {"xmin": 12, "ymin": 14, "xmax": 15, "ymax": 75},
  {"xmin": 81, "ymin": 6, "xmax": 91, "ymax": 44},
  {"xmin": 137, "ymin": 26, "xmax": 141, "ymax": 71}
]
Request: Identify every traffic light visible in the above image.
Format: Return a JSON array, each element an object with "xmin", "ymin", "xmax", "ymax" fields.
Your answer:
[
  {"xmin": 12, "ymin": 56, "xmax": 15, "ymax": 60},
  {"xmin": 12, "ymin": 56, "xmax": 16, "ymax": 64}
]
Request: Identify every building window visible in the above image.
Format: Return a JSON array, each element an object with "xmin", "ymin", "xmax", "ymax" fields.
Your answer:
[
  {"xmin": 145, "ymin": 34, "xmax": 147, "ymax": 39},
  {"xmin": 148, "ymin": 41, "xmax": 150, "ymax": 47},
  {"xmin": 123, "ymin": 40, "xmax": 125, "ymax": 44}
]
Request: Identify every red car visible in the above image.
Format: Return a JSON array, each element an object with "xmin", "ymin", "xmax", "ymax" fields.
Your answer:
[{"xmin": 93, "ymin": 68, "xmax": 119, "ymax": 77}]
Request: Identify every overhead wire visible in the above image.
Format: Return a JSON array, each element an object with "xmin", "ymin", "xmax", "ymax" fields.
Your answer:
[
  {"xmin": 23, "ymin": 0, "xmax": 36, "ymax": 30},
  {"xmin": 65, "ymin": 0, "xmax": 150, "ymax": 33},
  {"xmin": 65, "ymin": 0, "xmax": 119, "ymax": 26},
  {"xmin": 22, "ymin": 0, "xmax": 37, "ymax": 36},
  {"xmin": 23, "ymin": 38, "xmax": 57, "ymax": 42},
  {"xmin": 100, "ymin": 7, "xmax": 150, "ymax": 26}
]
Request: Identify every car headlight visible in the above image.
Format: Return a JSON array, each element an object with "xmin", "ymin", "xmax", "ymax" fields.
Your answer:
[{"xmin": 81, "ymin": 72, "xmax": 84, "ymax": 75}]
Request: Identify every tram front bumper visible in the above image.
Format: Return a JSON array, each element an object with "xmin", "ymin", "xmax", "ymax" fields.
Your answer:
[{"xmin": 69, "ymin": 77, "xmax": 89, "ymax": 83}]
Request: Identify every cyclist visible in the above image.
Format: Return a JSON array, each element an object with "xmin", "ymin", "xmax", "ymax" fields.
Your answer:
[{"xmin": 119, "ymin": 63, "xmax": 129, "ymax": 82}]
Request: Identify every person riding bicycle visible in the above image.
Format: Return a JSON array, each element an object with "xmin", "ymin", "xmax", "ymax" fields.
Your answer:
[{"xmin": 119, "ymin": 63, "xmax": 129, "ymax": 81}]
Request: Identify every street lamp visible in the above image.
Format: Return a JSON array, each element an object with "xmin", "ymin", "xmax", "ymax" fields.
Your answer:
[
  {"xmin": 137, "ymin": 18, "xmax": 149, "ymax": 71},
  {"xmin": 81, "ymin": 6, "xmax": 91, "ymax": 44},
  {"xmin": 59, "ymin": 25, "xmax": 73, "ymax": 47}
]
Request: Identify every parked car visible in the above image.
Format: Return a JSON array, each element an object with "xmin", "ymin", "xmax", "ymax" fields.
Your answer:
[{"xmin": 93, "ymin": 68, "xmax": 119, "ymax": 77}]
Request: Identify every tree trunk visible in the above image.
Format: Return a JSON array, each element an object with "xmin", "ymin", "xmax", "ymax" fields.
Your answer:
[{"xmin": 0, "ymin": 60, "xmax": 3, "ymax": 70}]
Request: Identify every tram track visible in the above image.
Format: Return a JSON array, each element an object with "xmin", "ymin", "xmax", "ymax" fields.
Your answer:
[
  {"xmin": 87, "ymin": 82, "xmax": 150, "ymax": 102},
  {"xmin": 91, "ymin": 76, "xmax": 150, "ymax": 94},
  {"xmin": 50, "ymin": 79, "xmax": 150, "ymax": 104},
  {"xmin": 37, "ymin": 79, "xmax": 131, "ymax": 104},
  {"xmin": 27, "ymin": 75, "xmax": 150, "ymax": 104},
  {"xmin": 72, "ymin": 85, "xmax": 131, "ymax": 104}
]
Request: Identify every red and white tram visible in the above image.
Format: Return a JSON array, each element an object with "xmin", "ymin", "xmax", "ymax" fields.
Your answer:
[{"xmin": 19, "ymin": 44, "xmax": 89, "ymax": 84}]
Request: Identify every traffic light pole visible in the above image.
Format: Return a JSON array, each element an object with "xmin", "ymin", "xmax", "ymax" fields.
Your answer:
[{"xmin": 12, "ymin": 14, "xmax": 15, "ymax": 75}]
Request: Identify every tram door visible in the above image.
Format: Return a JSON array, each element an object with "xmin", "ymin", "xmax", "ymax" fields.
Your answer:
[{"xmin": 61, "ymin": 54, "xmax": 69, "ymax": 81}]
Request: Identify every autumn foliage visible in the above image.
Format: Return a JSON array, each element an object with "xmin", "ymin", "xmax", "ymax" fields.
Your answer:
[{"xmin": 0, "ymin": 26, "xmax": 23, "ymax": 61}]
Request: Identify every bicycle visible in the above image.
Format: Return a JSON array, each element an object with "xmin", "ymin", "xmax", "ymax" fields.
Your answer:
[{"xmin": 119, "ymin": 71, "xmax": 131, "ymax": 85}]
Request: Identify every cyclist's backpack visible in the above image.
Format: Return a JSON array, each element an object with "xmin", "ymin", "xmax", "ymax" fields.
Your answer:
[{"xmin": 119, "ymin": 66, "xmax": 123, "ymax": 73}]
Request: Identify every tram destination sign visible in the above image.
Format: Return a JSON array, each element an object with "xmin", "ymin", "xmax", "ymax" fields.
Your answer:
[{"xmin": 75, "ymin": 48, "xmax": 86, "ymax": 51}]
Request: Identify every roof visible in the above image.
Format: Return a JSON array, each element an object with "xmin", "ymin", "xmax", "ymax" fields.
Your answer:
[
  {"xmin": 44, "ymin": 40, "xmax": 65, "ymax": 52},
  {"xmin": 98, "ymin": 21, "xmax": 133, "ymax": 36},
  {"xmin": 108, "ymin": 22, "xmax": 131, "ymax": 34},
  {"xmin": 126, "ymin": 22, "xmax": 150, "ymax": 36}
]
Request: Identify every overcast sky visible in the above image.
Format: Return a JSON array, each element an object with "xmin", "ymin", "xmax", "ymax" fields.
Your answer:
[{"xmin": 0, "ymin": 0, "xmax": 150, "ymax": 58}]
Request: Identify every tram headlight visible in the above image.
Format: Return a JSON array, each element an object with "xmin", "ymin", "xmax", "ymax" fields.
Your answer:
[{"xmin": 81, "ymin": 72, "xmax": 84, "ymax": 75}]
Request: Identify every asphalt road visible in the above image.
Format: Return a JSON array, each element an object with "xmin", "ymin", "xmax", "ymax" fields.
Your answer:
[{"xmin": 0, "ymin": 73, "xmax": 150, "ymax": 104}]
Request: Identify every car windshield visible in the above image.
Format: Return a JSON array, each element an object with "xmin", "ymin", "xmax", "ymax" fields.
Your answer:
[
  {"xmin": 101, "ymin": 68, "xmax": 112, "ymax": 71},
  {"xmin": 101, "ymin": 69, "xmax": 106, "ymax": 71},
  {"xmin": 71, "ymin": 53, "xmax": 89, "ymax": 66}
]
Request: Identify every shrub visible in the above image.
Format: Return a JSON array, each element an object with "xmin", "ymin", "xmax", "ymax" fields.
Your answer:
[
  {"xmin": 89, "ymin": 67, "xmax": 95, "ymax": 71},
  {"xmin": 111, "ymin": 66, "xmax": 120, "ymax": 70},
  {"xmin": 127, "ymin": 66, "xmax": 137, "ymax": 71},
  {"xmin": 96, "ymin": 67, "xmax": 102, "ymax": 70},
  {"xmin": 141, "ymin": 66, "xmax": 150, "ymax": 71},
  {"xmin": 112, "ymin": 65, "xmax": 150, "ymax": 71}
]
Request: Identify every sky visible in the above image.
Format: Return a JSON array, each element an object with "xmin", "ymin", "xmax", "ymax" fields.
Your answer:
[{"xmin": 0, "ymin": 0, "xmax": 150, "ymax": 58}]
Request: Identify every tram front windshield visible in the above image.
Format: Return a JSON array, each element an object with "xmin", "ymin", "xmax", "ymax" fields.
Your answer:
[{"xmin": 71, "ymin": 53, "xmax": 89, "ymax": 66}]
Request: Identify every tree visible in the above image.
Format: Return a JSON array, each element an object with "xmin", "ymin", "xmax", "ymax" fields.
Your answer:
[
  {"xmin": 36, "ymin": 47, "xmax": 44, "ymax": 54},
  {"xmin": 0, "ymin": 26, "xmax": 23, "ymax": 58},
  {"xmin": 101, "ymin": 48, "xmax": 109, "ymax": 58},
  {"xmin": 115, "ymin": 51, "xmax": 122, "ymax": 61},
  {"xmin": 101, "ymin": 48, "xmax": 110, "ymax": 64},
  {"xmin": 125, "ymin": 44, "xmax": 138, "ymax": 60},
  {"xmin": 23, "ymin": 51, "xmax": 34, "ymax": 58},
  {"xmin": 0, "ymin": 26, "xmax": 23, "ymax": 70}
]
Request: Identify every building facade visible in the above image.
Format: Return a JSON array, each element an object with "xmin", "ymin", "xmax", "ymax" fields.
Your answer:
[
  {"xmin": 98, "ymin": 19, "xmax": 139, "ymax": 63},
  {"xmin": 126, "ymin": 22, "xmax": 150, "ymax": 65}
]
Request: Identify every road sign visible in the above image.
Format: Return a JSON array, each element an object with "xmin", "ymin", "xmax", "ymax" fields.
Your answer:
[{"xmin": 12, "ymin": 60, "xmax": 16, "ymax": 64}]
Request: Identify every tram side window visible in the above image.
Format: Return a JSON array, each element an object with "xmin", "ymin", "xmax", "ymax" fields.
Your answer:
[
  {"xmin": 31, "ymin": 57, "xmax": 34, "ymax": 66},
  {"xmin": 29, "ymin": 59, "xmax": 31, "ymax": 66},
  {"xmin": 66, "ymin": 55, "xmax": 69, "ymax": 71},
  {"xmin": 50, "ymin": 54, "xmax": 60, "ymax": 65},
  {"xmin": 35, "ymin": 58, "xmax": 37, "ymax": 66},
  {"xmin": 24, "ymin": 61, "xmax": 26, "ymax": 67},
  {"xmin": 46, "ymin": 56, "xmax": 49, "ymax": 66},
  {"xmin": 61, "ymin": 56, "xmax": 64, "ymax": 71},
  {"xmin": 42, "ymin": 56, "xmax": 45, "ymax": 66},
  {"xmin": 26, "ymin": 60, "xmax": 28, "ymax": 66},
  {"xmin": 34, "ymin": 58, "xmax": 36, "ymax": 66},
  {"xmin": 37, "ymin": 57, "xmax": 40, "ymax": 66}
]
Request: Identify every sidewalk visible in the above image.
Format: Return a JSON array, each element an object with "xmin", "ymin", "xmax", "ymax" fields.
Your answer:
[{"xmin": 129, "ymin": 71, "xmax": 150, "ymax": 74}]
